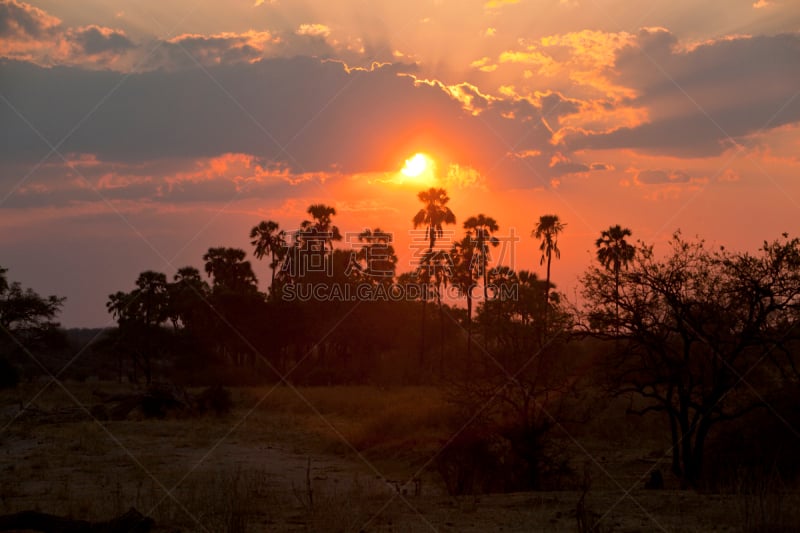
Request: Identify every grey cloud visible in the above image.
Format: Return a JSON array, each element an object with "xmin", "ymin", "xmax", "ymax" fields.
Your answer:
[
  {"xmin": 71, "ymin": 26, "xmax": 135, "ymax": 55},
  {"xmin": 568, "ymin": 31, "xmax": 800, "ymax": 156},
  {"xmin": 0, "ymin": 56, "xmax": 567, "ymax": 196},
  {"xmin": 0, "ymin": 0, "xmax": 56, "ymax": 39}
]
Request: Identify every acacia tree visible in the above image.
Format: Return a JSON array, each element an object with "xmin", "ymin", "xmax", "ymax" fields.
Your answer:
[
  {"xmin": 581, "ymin": 232, "xmax": 800, "ymax": 487},
  {"xmin": 0, "ymin": 266, "xmax": 65, "ymax": 387}
]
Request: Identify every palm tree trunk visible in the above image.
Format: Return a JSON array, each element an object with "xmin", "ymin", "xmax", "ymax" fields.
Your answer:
[
  {"xmin": 270, "ymin": 251, "xmax": 277, "ymax": 298},
  {"xmin": 438, "ymin": 286, "xmax": 444, "ymax": 379},
  {"xmin": 419, "ymin": 287, "xmax": 427, "ymax": 370},
  {"xmin": 466, "ymin": 290, "xmax": 472, "ymax": 380},
  {"xmin": 544, "ymin": 252, "xmax": 552, "ymax": 330}
]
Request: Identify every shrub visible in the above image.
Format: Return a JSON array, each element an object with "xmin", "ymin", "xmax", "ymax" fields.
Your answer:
[{"xmin": 194, "ymin": 385, "xmax": 233, "ymax": 416}]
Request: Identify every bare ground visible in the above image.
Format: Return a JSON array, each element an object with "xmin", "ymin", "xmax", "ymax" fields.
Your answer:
[{"xmin": 1, "ymin": 383, "xmax": 796, "ymax": 532}]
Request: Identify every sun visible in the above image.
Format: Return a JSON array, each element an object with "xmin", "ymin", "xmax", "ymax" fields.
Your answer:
[{"xmin": 401, "ymin": 153, "xmax": 431, "ymax": 178}]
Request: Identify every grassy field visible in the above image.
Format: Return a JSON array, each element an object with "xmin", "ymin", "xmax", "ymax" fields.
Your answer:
[{"xmin": 1, "ymin": 381, "xmax": 799, "ymax": 532}]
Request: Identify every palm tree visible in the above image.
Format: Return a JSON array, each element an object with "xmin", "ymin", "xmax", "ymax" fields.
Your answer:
[
  {"xmin": 303, "ymin": 204, "xmax": 342, "ymax": 255},
  {"xmin": 463, "ymin": 214, "xmax": 500, "ymax": 302},
  {"xmin": 203, "ymin": 247, "xmax": 259, "ymax": 294},
  {"xmin": 595, "ymin": 225, "xmax": 635, "ymax": 333},
  {"xmin": 450, "ymin": 236, "xmax": 477, "ymax": 375},
  {"xmin": 249, "ymin": 220, "xmax": 286, "ymax": 296},
  {"xmin": 532, "ymin": 214, "xmax": 566, "ymax": 326},
  {"xmin": 356, "ymin": 228, "xmax": 397, "ymax": 284},
  {"xmin": 413, "ymin": 188, "xmax": 457, "ymax": 252},
  {"xmin": 412, "ymin": 188, "xmax": 457, "ymax": 369}
]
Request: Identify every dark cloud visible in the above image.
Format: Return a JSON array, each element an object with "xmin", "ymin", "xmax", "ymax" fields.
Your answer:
[
  {"xmin": 0, "ymin": 0, "xmax": 57, "ymax": 39},
  {"xmin": 568, "ymin": 30, "xmax": 800, "ymax": 156},
  {"xmin": 70, "ymin": 25, "xmax": 134, "ymax": 55},
  {"xmin": 0, "ymin": 55, "xmax": 567, "ymax": 198}
]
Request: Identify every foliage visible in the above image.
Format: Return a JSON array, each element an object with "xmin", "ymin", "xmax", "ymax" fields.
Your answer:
[
  {"xmin": 581, "ymin": 231, "xmax": 800, "ymax": 486},
  {"xmin": 0, "ymin": 265, "xmax": 65, "ymax": 387}
]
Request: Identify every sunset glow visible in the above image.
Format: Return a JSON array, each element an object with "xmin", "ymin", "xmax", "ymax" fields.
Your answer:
[{"xmin": 0, "ymin": 0, "xmax": 798, "ymax": 327}]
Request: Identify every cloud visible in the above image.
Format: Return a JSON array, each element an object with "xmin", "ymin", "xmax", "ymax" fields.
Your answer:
[
  {"xmin": 635, "ymin": 169, "xmax": 690, "ymax": 185},
  {"xmin": 567, "ymin": 30, "xmax": 800, "ymax": 157},
  {"xmin": 1, "ymin": 152, "xmax": 334, "ymax": 208},
  {"xmin": 296, "ymin": 23, "xmax": 331, "ymax": 37},
  {"xmin": 0, "ymin": 0, "xmax": 133, "ymax": 66},
  {"xmin": 145, "ymin": 31, "xmax": 279, "ymax": 69},
  {"xmin": 70, "ymin": 25, "xmax": 134, "ymax": 55},
  {"xmin": 484, "ymin": 0, "xmax": 520, "ymax": 8},
  {"xmin": 0, "ymin": 51, "xmax": 583, "ymax": 204},
  {"xmin": 0, "ymin": 0, "xmax": 59, "ymax": 39}
]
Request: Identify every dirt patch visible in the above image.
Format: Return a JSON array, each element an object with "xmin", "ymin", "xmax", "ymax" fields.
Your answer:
[{"xmin": 1, "ymin": 383, "xmax": 798, "ymax": 531}]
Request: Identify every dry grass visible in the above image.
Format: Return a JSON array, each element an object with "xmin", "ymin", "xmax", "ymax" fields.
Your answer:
[
  {"xmin": 2, "ymin": 381, "xmax": 800, "ymax": 532},
  {"xmin": 240, "ymin": 385, "xmax": 455, "ymax": 456}
]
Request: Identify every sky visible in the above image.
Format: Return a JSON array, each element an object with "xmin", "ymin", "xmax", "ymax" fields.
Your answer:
[{"xmin": 1, "ymin": 0, "xmax": 800, "ymax": 327}]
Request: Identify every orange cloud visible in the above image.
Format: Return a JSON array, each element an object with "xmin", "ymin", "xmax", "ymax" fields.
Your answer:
[
  {"xmin": 296, "ymin": 23, "xmax": 331, "ymax": 37},
  {"xmin": 0, "ymin": 1, "xmax": 133, "ymax": 67},
  {"xmin": 484, "ymin": 0, "xmax": 520, "ymax": 8}
]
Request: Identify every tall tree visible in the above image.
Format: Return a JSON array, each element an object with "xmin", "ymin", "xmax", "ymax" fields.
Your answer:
[
  {"xmin": 532, "ymin": 214, "xmax": 565, "ymax": 326},
  {"xmin": 595, "ymin": 225, "xmax": 635, "ymax": 333},
  {"xmin": 463, "ymin": 214, "xmax": 500, "ymax": 302},
  {"xmin": 412, "ymin": 188, "xmax": 457, "ymax": 369},
  {"xmin": 450, "ymin": 236, "xmax": 477, "ymax": 371},
  {"xmin": 413, "ymin": 188, "xmax": 457, "ymax": 252},
  {"xmin": 105, "ymin": 270, "xmax": 170, "ymax": 384},
  {"xmin": 581, "ymin": 232, "xmax": 800, "ymax": 486},
  {"xmin": 168, "ymin": 266, "xmax": 210, "ymax": 332},
  {"xmin": 203, "ymin": 247, "xmax": 259, "ymax": 295},
  {"xmin": 302, "ymin": 204, "xmax": 342, "ymax": 255},
  {"xmin": 354, "ymin": 228, "xmax": 398, "ymax": 285},
  {"xmin": 0, "ymin": 266, "xmax": 65, "ymax": 387},
  {"xmin": 250, "ymin": 220, "xmax": 286, "ymax": 296}
]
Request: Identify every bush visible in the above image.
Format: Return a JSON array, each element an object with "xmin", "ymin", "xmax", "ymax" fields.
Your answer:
[
  {"xmin": 194, "ymin": 385, "xmax": 233, "ymax": 416},
  {"xmin": 436, "ymin": 422, "xmax": 572, "ymax": 495},
  {"xmin": 0, "ymin": 355, "xmax": 20, "ymax": 389}
]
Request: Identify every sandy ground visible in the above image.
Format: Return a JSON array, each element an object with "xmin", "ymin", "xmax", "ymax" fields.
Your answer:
[{"xmin": 0, "ymin": 388, "xmax": 795, "ymax": 532}]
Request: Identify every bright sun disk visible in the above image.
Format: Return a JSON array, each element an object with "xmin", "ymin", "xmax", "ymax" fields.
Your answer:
[{"xmin": 401, "ymin": 153, "xmax": 429, "ymax": 178}]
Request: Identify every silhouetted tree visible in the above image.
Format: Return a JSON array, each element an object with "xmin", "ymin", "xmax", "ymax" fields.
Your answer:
[
  {"xmin": 105, "ymin": 270, "xmax": 171, "ymax": 383},
  {"xmin": 413, "ymin": 188, "xmax": 457, "ymax": 369},
  {"xmin": 250, "ymin": 220, "xmax": 286, "ymax": 297},
  {"xmin": 0, "ymin": 266, "xmax": 65, "ymax": 387},
  {"xmin": 582, "ymin": 231, "xmax": 800, "ymax": 487},
  {"xmin": 353, "ymin": 228, "xmax": 398, "ymax": 285},
  {"xmin": 302, "ymin": 204, "xmax": 342, "ymax": 256},
  {"xmin": 168, "ymin": 266, "xmax": 210, "ymax": 332},
  {"xmin": 451, "ymin": 236, "xmax": 477, "ymax": 372},
  {"xmin": 203, "ymin": 247, "xmax": 259, "ymax": 295},
  {"xmin": 532, "ymin": 214, "xmax": 565, "ymax": 328},
  {"xmin": 463, "ymin": 215, "xmax": 500, "ymax": 301},
  {"xmin": 595, "ymin": 225, "xmax": 635, "ymax": 333}
]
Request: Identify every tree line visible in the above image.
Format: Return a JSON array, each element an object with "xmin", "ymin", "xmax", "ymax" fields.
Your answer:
[{"xmin": 3, "ymin": 187, "xmax": 800, "ymax": 489}]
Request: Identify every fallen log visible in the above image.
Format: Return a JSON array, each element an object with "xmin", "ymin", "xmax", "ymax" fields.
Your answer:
[{"xmin": 0, "ymin": 507, "xmax": 153, "ymax": 533}]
